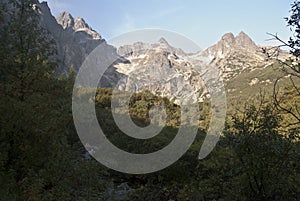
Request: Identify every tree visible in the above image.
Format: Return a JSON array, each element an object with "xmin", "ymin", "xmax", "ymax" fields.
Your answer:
[
  {"xmin": 0, "ymin": 1, "xmax": 112, "ymax": 199},
  {"xmin": 265, "ymin": 0, "xmax": 300, "ymax": 127},
  {"xmin": 224, "ymin": 98, "xmax": 299, "ymax": 201},
  {"xmin": 0, "ymin": 1, "xmax": 75, "ymax": 200}
]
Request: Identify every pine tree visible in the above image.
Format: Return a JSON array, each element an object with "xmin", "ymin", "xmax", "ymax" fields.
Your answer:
[{"xmin": 0, "ymin": 1, "xmax": 74, "ymax": 200}]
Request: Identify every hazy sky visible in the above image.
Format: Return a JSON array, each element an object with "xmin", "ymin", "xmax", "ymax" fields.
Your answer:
[{"xmin": 42, "ymin": 0, "xmax": 293, "ymax": 49}]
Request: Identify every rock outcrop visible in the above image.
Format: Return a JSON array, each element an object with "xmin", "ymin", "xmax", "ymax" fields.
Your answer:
[
  {"xmin": 3, "ymin": 0, "xmax": 290, "ymax": 103},
  {"xmin": 114, "ymin": 39, "xmax": 209, "ymax": 104},
  {"xmin": 37, "ymin": 2, "xmax": 104, "ymax": 74},
  {"xmin": 56, "ymin": 12, "xmax": 101, "ymax": 40},
  {"xmin": 200, "ymin": 32, "xmax": 267, "ymax": 80}
]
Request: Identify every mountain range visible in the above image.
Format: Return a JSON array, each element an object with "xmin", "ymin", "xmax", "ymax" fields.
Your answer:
[{"xmin": 11, "ymin": 1, "xmax": 292, "ymax": 103}]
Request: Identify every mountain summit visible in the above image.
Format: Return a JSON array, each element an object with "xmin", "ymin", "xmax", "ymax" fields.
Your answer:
[
  {"xmin": 56, "ymin": 12, "xmax": 74, "ymax": 29},
  {"xmin": 27, "ymin": 2, "xmax": 288, "ymax": 102},
  {"xmin": 235, "ymin": 31, "xmax": 257, "ymax": 49},
  {"xmin": 36, "ymin": 3, "xmax": 105, "ymax": 74},
  {"xmin": 202, "ymin": 31, "xmax": 258, "ymax": 58},
  {"xmin": 221, "ymin": 32, "xmax": 235, "ymax": 46},
  {"xmin": 56, "ymin": 12, "xmax": 101, "ymax": 40},
  {"xmin": 158, "ymin": 37, "xmax": 169, "ymax": 45},
  {"xmin": 200, "ymin": 31, "xmax": 265, "ymax": 80}
]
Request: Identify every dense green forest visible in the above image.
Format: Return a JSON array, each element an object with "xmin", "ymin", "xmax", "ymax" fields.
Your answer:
[{"xmin": 0, "ymin": 0, "xmax": 299, "ymax": 200}]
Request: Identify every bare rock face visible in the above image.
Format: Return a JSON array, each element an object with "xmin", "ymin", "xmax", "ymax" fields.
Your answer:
[
  {"xmin": 200, "ymin": 31, "xmax": 266, "ymax": 80},
  {"xmin": 114, "ymin": 39, "xmax": 209, "ymax": 103},
  {"xmin": 74, "ymin": 17, "xmax": 87, "ymax": 30},
  {"xmin": 2, "ymin": 0, "xmax": 292, "ymax": 106},
  {"xmin": 101, "ymin": 32, "xmax": 279, "ymax": 103},
  {"xmin": 56, "ymin": 12, "xmax": 101, "ymax": 40},
  {"xmin": 235, "ymin": 31, "xmax": 257, "ymax": 49},
  {"xmin": 56, "ymin": 12, "xmax": 74, "ymax": 29},
  {"xmin": 118, "ymin": 42, "xmax": 151, "ymax": 57},
  {"xmin": 202, "ymin": 33, "xmax": 235, "ymax": 58},
  {"xmin": 37, "ymin": 2, "xmax": 104, "ymax": 74},
  {"xmin": 222, "ymin": 32, "xmax": 235, "ymax": 44},
  {"xmin": 202, "ymin": 31, "xmax": 258, "ymax": 58}
]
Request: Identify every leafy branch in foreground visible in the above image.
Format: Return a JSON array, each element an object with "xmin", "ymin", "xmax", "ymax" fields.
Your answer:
[{"xmin": 262, "ymin": 1, "xmax": 300, "ymax": 127}]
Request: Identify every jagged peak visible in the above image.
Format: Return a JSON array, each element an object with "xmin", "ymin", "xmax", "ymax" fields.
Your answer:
[
  {"xmin": 55, "ymin": 12, "xmax": 101, "ymax": 39},
  {"xmin": 202, "ymin": 31, "xmax": 259, "ymax": 59},
  {"xmin": 74, "ymin": 17, "xmax": 90, "ymax": 30},
  {"xmin": 56, "ymin": 12, "xmax": 74, "ymax": 29},
  {"xmin": 235, "ymin": 31, "xmax": 251, "ymax": 41},
  {"xmin": 57, "ymin": 12, "xmax": 74, "ymax": 20},
  {"xmin": 235, "ymin": 31, "xmax": 256, "ymax": 48},
  {"xmin": 218, "ymin": 31, "xmax": 256, "ymax": 48},
  {"xmin": 221, "ymin": 32, "xmax": 235, "ymax": 44},
  {"xmin": 73, "ymin": 17, "xmax": 101, "ymax": 39},
  {"xmin": 75, "ymin": 17, "xmax": 86, "ymax": 23},
  {"xmin": 158, "ymin": 37, "xmax": 169, "ymax": 45},
  {"xmin": 237, "ymin": 31, "xmax": 248, "ymax": 37}
]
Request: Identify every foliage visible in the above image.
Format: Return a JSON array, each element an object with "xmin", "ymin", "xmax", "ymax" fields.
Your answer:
[
  {"xmin": 225, "ymin": 101, "xmax": 299, "ymax": 200},
  {"xmin": 266, "ymin": 0, "xmax": 300, "ymax": 127},
  {"xmin": 92, "ymin": 88, "xmax": 299, "ymax": 201},
  {"xmin": 0, "ymin": 1, "xmax": 109, "ymax": 200}
]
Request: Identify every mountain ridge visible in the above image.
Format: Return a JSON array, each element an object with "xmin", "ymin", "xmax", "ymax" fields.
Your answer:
[
  {"xmin": 21, "ymin": 1, "xmax": 292, "ymax": 103},
  {"xmin": 37, "ymin": 2, "xmax": 107, "ymax": 74},
  {"xmin": 56, "ymin": 11, "xmax": 101, "ymax": 40}
]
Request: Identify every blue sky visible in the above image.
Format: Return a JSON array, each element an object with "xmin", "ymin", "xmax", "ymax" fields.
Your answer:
[{"xmin": 43, "ymin": 0, "xmax": 293, "ymax": 49}]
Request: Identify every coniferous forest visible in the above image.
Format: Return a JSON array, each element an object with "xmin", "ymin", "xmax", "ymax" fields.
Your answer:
[{"xmin": 0, "ymin": 0, "xmax": 299, "ymax": 200}]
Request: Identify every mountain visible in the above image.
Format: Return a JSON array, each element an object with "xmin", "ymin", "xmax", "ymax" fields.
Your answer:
[
  {"xmin": 114, "ymin": 39, "xmax": 209, "ymax": 104},
  {"xmin": 37, "ymin": 2, "xmax": 107, "ymax": 74},
  {"xmin": 56, "ymin": 12, "xmax": 101, "ymax": 40},
  {"xmin": 6, "ymin": 1, "xmax": 290, "ymax": 104},
  {"xmin": 112, "ymin": 32, "xmax": 290, "ymax": 103},
  {"xmin": 202, "ymin": 32, "xmax": 258, "ymax": 58},
  {"xmin": 200, "ymin": 32, "xmax": 269, "ymax": 80},
  {"xmin": 197, "ymin": 31, "xmax": 291, "ymax": 104}
]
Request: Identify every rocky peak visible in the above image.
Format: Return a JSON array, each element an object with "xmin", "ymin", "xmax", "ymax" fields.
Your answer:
[
  {"xmin": 235, "ymin": 31, "xmax": 257, "ymax": 49},
  {"xmin": 117, "ymin": 42, "xmax": 150, "ymax": 57},
  {"xmin": 199, "ymin": 31, "xmax": 265, "ymax": 80},
  {"xmin": 221, "ymin": 32, "xmax": 235, "ymax": 45},
  {"xmin": 56, "ymin": 12, "xmax": 101, "ymax": 40},
  {"xmin": 158, "ymin": 37, "xmax": 169, "ymax": 45},
  {"xmin": 118, "ymin": 37, "xmax": 185, "ymax": 59},
  {"xmin": 216, "ymin": 31, "xmax": 257, "ymax": 50},
  {"xmin": 35, "ymin": 1, "xmax": 105, "ymax": 74},
  {"xmin": 74, "ymin": 17, "xmax": 89, "ymax": 31},
  {"xmin": 202, "ymin": 31, "xmax": 258, "ymax": 58},
  {"xmin": 155, "ymin": 37, "xmax": 185, "ymax": 55},
  {"xmin": 56, "ymin": 12, "xmax": 74, "ymax": 29}
]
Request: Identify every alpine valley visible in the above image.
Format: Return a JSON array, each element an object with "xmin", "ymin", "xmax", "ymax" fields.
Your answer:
[{"xmin": 1, "ymin": 1, "xmax": 299, "ymax": 200}]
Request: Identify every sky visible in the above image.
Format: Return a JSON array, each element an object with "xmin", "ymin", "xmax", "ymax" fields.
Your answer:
[{"xmin": 42, "ymin": 0, "xmax": 293, "ymax": 50}]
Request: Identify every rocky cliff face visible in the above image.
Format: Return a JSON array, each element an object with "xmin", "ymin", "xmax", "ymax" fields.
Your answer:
[
  {"xmin": 5, "ymin": 1, "xmax": 290, "ymax": 103},
  {"xmin": 56, "ymin": 12, "xmax": 101, "ymax": 40},
  {"xmin": 202, "ymin": 31, "xmax": 258, "ymax": 58},
  {"xmin": 37, "ymin": 2, "xmax": 105, "ymax": 74},
  {"xmin": 200, "ymin": 31, "xmax": 267, "ymax": 80},
  {"xmin": 111, "ymin": 31, "xmax": 290, "ymax": 102},
  {"xmin": 112, "ymin": 38, "xmax": 213, "ymax": 103}
]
